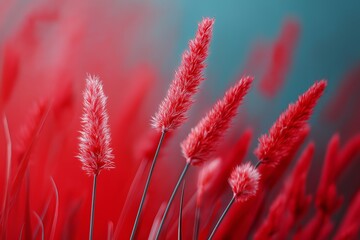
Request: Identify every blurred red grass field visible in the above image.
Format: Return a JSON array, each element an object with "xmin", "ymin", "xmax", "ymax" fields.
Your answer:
[{"xmin": 0, "ymin": 0, "xmax": 359, "ymax": 239}]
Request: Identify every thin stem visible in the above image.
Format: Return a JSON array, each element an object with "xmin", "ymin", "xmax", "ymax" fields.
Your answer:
[
  {"xmin": 255, "ymin": 161, "xmax": 262, "ymax": 169},
  {"xmin": 1, "ymin": 115, "xmax": 11, "ymax": 240},
  {"xmin": 207, "ymin": 196, "xmax": 235, "ymax": 240},
  {"xmin": 168, "ymin": 193, "xmax": 197, "ymax": 235},
  {"xmin": 33, "ymin": 211, "xmax": 44, "ymax": 240},
  {"xmin": 89, "ymin": 174, "xmax": 98, "ymax": 240},
  {"xmin": 2, "ymin": 115, "xmax": 11, "ymax": 216},
  {"xmin": 193, "ymin": 205, "xmax": 200, "ymax": 240},
  {"xmin": 178, "ymin": 181, "xmax": 186, "ymax": 240},
  {"xmin": 50, "ymin": 177, "xmax": 59, "ymax": 240},
  {"xmin": 130, "ymin": 130, "xmax": 166, "ymax": 240},
  {"xmin": 155, "ymin": 162, "xmax": 190, "ymax": 240},
  {"xmin": 107, "ymin": 221, "xmax": 113, "ymax": 240}
]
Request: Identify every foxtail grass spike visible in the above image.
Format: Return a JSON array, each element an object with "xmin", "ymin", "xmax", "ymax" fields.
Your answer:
[
  {"xmin": 208, "ymin": 163, "xmax": 260, "ymax": 239},
  {"xmin": 78, "ymin": 75, "xmax": 114, "ymax": 176},
  {"xmin": 152, "ymin": 18, "xmax": 214, "ymax": 132},
  {"xmin": 78, "ymin": 75, "xmax": 114, "ymax": 240},
  {"xmin": 132, "ymin": 18, "xmax": 214, "ymax": 239},
  {"xmin": 254, "ymin": 80, "xmax": 327, "ymax": 167},
  {"xmin": 156, "ymin": 77, "xmax": 252, "ymax": 239},
  {"xmin": 181, "ymin": 76, "xmax": 253, "ymax": 166},
  {"xmin": 229, "ymin": 163, "xmax": 260, "ymax": 202}
]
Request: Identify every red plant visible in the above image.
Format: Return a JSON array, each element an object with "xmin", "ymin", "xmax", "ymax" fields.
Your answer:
[
  {"xmin": 229, "ymin": 163, "xmax": 260, "ymax": 202},
  {"xmin": 155, "ymin": 76, "xmax": 253, "ymax": 239},
  {"xmin": 254, "ymin": 143, "xmax": 314, "ymax": 240},
  {"xmin": 78, "ymin": 75, "xmax": 114, "ymax": 176},
  {"xmin": 181, "ymin": 76, "xmax": 253, "ymax": 165},
  {"xmin": 258, "ymin": 19, "xmax": 300, "ymax": 98},
  {"xmin": 254, "ymin": 80, "xmax": 327, "ymax": 166},
  {"xmin": 152, "ymin": 18, "xmax": 214, "ymax": 132},
  {"xmin": 334, "ymin": 191, "xmax": 360, "ymax": 240},
  {"xmin": 0, "ymin": 2, "xmax": 359, "ymax": 239},
  {"xmin": 131, "ymin": 18, "xmax": 214, "ymax": 239}
]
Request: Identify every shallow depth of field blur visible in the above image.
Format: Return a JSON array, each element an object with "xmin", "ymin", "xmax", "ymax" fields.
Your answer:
[{"xmin": 0, "ymin": 0, "xmax": 360, "ymax": 239}]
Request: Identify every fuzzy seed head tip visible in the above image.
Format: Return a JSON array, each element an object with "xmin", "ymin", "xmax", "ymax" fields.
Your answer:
[
  {"xmin": 254, "ymin": 80, "xmax": 327, "ymax": 166},
  {"xmin": 152, "ymin": 18, "xmax": 215, "ymax": 132},
  {"xmin": 181, "ymin": 76, "xmax": 253, "ymax": 165},
  {"xmin": 78, "ymin": 74, "xmax": 114, "ymax": 176},
  {"xmin": 228, "ymin": 163, "xmax": 260, "ymax": 202}
]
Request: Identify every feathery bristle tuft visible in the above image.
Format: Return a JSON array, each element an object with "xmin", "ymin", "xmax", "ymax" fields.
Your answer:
[
  {"xmin": 228, "ymin": 163, "xmax": 260, "ymax": 202},
  {"xmin": 152, "ymin": 18, "xmax": 214, "ymax": 132},
  {"xmin": 181, "ymin": 76, "xmax": 253, "ymax": 165},
  {"xmin": 78, "ymin": 75, "xmax": 114, "ymax": 175},
  {"xmin": 254, "ymin": 80, "xmax": 327, "ymax": 166}
]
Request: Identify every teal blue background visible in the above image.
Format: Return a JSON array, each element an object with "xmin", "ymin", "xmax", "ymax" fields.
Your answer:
[{"xmin": 149, "ymin": 1, "xmax": 360, "ymax": 139}]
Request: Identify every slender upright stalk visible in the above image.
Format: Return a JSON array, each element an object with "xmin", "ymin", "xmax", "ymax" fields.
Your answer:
[
  {"xmin": 33, "ymin": 212, "xmax": 44, "ymax": 240},
  {"xmin": 178, "ymin": 181, "xmax": 186, "ymax": 240},
  {"xmin": 155, "ymin": 162, "xmax": 190, "ymax": 240},
  {"xmin": 193, "ymin": 205, "xmax": 201, "ymax": 240},
  {"xmin": 207, "ymin": 196, "xmax": 235, "ymax": 240},
  {"xmin": 2, "ymin": 115, "xmax": 11, "ymax": 216},
  {"xmin": 130, "ymin": 130, "xmax": 166, "ymax": 239},
  {"xmin": 89, "ymin": 174, "xmax": 98, "ymax": 240},
  {"xmin": 255, "ymin": 161, "xmax": 262, "ymax": 169},
  {"xmin": 1, "ymin": 115, "xmax": 11, "ymax": 239}
]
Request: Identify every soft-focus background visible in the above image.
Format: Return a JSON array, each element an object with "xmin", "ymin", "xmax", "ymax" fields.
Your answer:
[{"xmin": 0, "ymin": 0, "xmax": 359, "ymax": 239}]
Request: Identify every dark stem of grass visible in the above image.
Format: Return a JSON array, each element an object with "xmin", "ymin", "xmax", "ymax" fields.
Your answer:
[
  {"xmin": 178, "ymin": 181, "xmax": 186, "ymax": 240},
  {"xmin": 155, "ymin": 162, "xmax": 190, "ymax": 240},
  {"xmin": 33, "ymin": 212, "xmax": 44, "ymax": 240},
  {"xmin": 255, "ymin": 161, "xmax": 262, "ymax": 168},
  {"xmin": 130, "ymin": 130, "xmax": 166, "ymax": 240},
  {"xmin": 207, "ymin": 196, "xmax": 235, "ymax": 240},
  {"xmin": 193, "ymin": 204, "xmax": 201, "ymax": 240},
  {"xmin": 89, "ymin": 174, "xmax": 98, "ymax": 240}
]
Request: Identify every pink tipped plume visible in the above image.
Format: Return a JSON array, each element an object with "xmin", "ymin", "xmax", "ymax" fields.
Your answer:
[
  {"xmin": 254, "ymin": 80, "xmax": 327, "ymax": 167},
  {"xmin": 155, "ymin": 76, "xmax": 253, "ymax": 240},
  {"xmin": 228, "ymin": 163, "xmax": 260, "ymax": 202},
  {"xmin": 152, "ymin": 17, "xmax": 214, "ymax": 132},
  {"xmin": 181, "ymin": 76, "xmax": 253, "ymax": 165},
  {"xmin": 78, "ymin": 75, "xmax": 114, "ymax": 240},
  {"xmin": 208, "ymin": 163, "xmax": 260, "ymax": 240},
  {"xmin": 131, "ymin": 18, "xmax": 215, "ymax": 240}
]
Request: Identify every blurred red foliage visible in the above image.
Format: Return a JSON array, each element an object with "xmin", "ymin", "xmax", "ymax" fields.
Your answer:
[{"xmin": 0, "ymin": 1, "xmax": 359, "ymax": 240}]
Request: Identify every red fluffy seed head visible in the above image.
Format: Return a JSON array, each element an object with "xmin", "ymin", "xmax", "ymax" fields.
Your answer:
[
  {"xmin": 254, "ymin": 80, "xmax": 327, "ymax": 166},
  {"xmin": 228, "ymin": 163, "xmax": 260, "ymax": 202},
  {"xmin": 181, "ymin": 76, "xmax": 253, "ymax": 165},
  {"xmin": 152, "ymin": 18, "xmax": 214, "ymax": 132},
  {"xmin": 78, "ymin": 75, "xmax": 114, "ymax": 176}
]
